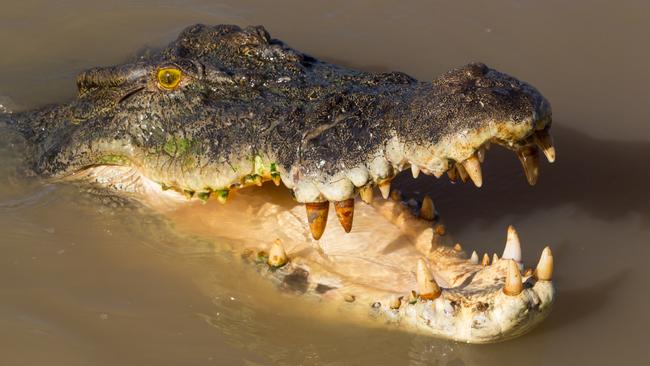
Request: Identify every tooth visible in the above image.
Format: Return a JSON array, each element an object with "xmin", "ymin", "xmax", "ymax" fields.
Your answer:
[
  {"xmin": 454, "ymin": 243, "xmax": 462, "ymax": 252},
  {"xmin": 267, "ymin": 239, "xmax": 288, "ymax": 268},
  {"xmin": 378, "ymin": 180, "xmax": 391, "ymax": 199},
  {"xmin": 215, "ymin": 189, "xmax": 229, "ymax": 204},
  {"xmin": 517, "ymin": 146, "xmax": 540, "ymax": 186},
  {"xmin": 389, "ymin": 295, "xmax": 402, "ymax": 309},
  {"xmin": 390, "ymin": 189, "xmax": 402, "ymax": 202},
  {"xmin": 535, "ymin": 246, "xmax": 554, "ymax": 280},
  {"xmin": 419, "ymin": 195, "xmax": 435, "ymax": 221},
  {"xmin": 411, "ymin": 164, "xmax": 421, "ymax": 179},
  {"xmin": 534, "ymin": 130, "xmax": 556, "ymax": 163},
  {"xmin": 271, "ymin": 173, "xmax": 281, "ymax": 186},
  {"xmin": 447, "ymin": 166, "xmax": 458, "ymax": 183},
  {"xmin": 477, "ymin": 146, "xmax": 486, "ymax": 163},
  {"xmin": 416, "ymin": 258, "xmax": 441, "ymax": 300},
  {"xmin": 456, "ymin": 163, "xmax": 469, "ymax": 183},
  {"xmin": 183, "ymin": 189, "xmax": 195, "ymax": 199},
  {"xmin": 503, "ymin": 259, "xmax": 524, "ymax": 296},
  {"xmin": 305, "ymin": 201, "xmax": 329, "ymax": 240},
  {"xmin": 481, "ymin": 253, "xmax": 490, "ymax": 266},
  {"xmin": 524, "ymin": 268, "xmax": 534, "ymax": 277},
  {"xmin": 462, "ymin": 155, "xmax": 483, "ymax": 187},
  {"xmin": 359, "ymin": 185, "xmax": 374, "ymax": 204},
  {"xmin": 470, "ymin": 251, "xmax": 479, "ymax": 264},
  {"xmin": 493, "ymin": 253, "xmax": 499, "ymax": 263},
  {"xmin": 197, "ymin": 191, "xmax": 211, "ymax": 203},
  {"xmin": 502, "ymin": 225, "xmax": 522, "ymax": 262},
  {"xmin": 334, "ymin": 199, "xmax": 355, "ymax": 233},
  {"xmin": 408, "ymin": 290, "xmax": 418, "ymax": 305}
]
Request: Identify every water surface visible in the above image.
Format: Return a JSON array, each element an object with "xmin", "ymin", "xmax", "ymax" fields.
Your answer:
[{"xmin": 1, "ymin": 1, "xmax": 648, "ymax": 365}]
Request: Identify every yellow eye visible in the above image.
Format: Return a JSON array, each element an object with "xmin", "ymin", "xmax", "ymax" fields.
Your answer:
[{"xmin": 156, "ymin": 67, "xmax": 182, "ymax": 90}]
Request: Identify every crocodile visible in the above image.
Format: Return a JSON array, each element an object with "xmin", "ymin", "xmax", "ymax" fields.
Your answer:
[{"xmin": 1, "ymin": 24, "xmax": 556, "ymax": 343}]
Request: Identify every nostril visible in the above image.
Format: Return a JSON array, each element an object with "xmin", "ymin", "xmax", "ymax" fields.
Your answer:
[{"xmin": 465, "ymin": 62, "xmax": 488, "ymax": 78}]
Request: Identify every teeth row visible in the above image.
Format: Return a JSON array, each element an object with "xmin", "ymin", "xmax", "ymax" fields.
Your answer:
[
  {"xmin": 464, "ymin": 225, "xmax": 554, "ymax": 296},
  {"xmin": 263, "ymin": 230, "xmax": 553, "ymax": 301},
  {"xmin": 302, "ymin": 193, "xmax": 437, "ymax": 240},
  {"xmin": 414, "ymin": 226, "xmax": 553, "ymax": 300}
]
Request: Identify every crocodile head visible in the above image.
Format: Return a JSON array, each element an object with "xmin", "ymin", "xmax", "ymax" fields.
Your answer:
[{"xmin": 5, "ymin": 24, "xmax": 556, "ymax": 343}]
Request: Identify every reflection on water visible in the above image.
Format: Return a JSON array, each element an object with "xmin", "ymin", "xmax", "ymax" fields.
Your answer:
[{"xmin": 0, "ymin": 1, "xmax": 648, "ymax": 365}]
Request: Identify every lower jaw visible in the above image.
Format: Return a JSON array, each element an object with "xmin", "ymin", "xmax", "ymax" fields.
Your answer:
[{"xmin": 159, "ymin": 184, "xmax": 554, "ymax": 343}]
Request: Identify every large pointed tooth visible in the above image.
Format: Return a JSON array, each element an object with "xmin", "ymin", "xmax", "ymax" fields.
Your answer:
[
  {"xmin": 503, "ymin": 259, "xmax": 524, "ymax": 296},
  {"xmin": 456, "ymin": 163, "xmax": 469, "ymax": 183},
  {"xmin": 416, "ymin": 258, "xmax": 441, "ymax": 300},
  {"xmin": 469, "ymin": 250, "xmax": 478, "ymax": 264},
  {"xmin": 447, "ymin": 165, "xmax": 458, "ymax": 183},
  {"xmin": 502, "ymin": 225, "xmax": 522, "ymax": 262},
  {"xmin": 462, "ymin": 155, "xmax": 483, "ymax": 187},
  {"xmin": 268, "ymin": 239, "xmax": 288, "ymax": 268},
  {"xmin": 481, "ymin": 253, "xmax": 490, "ymax": 266},
  {"xmin": 378, "ymin": 180, "xmax": 391, "ymax": 199},
  {"xmin": 535, "ymin": 246, "xmax": 554, "ymax": 280},
  {"xmin": 534, "ymin": 130, "xmax": 556, "ymax": 163},
  {"xmin": 477, "ymin": 146, "xmax": 486, "ymax": 163},
  {"xmin": 492, "ymin": 253, "xmax": 499, "ymax": 263},
  {"xmin": 411, "ymin": 164, "xmax": 421, "ymax": 179},
  {"xmin": 305, "ymin": 201, "xmax": 329, "ymax": 240},
  {"xmin": 470, "ymin": 251, "xmax": 479, "ymax": 264},
  {"xmin": 517, "ymin": 146, "xmax": 540, "ymax": 186},
  {"xmin": 334, "ymin": 199, "xmax": 355, "ymax": 233},
  {"xmin": 420, "ymin": 195, "xmax": 435, "ymax": 221},
  {"xmin": 359, "ymin": 185, "xmax": 374, "ymax": 204}
]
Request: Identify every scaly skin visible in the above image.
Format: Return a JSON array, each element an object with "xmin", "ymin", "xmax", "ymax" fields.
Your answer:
[{"xmin": 1, "ymin": 24, "xmax": 556, "ymax": 343}]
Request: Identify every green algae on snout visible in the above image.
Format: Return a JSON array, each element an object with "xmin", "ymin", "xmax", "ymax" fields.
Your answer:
[{"xmin": 99, "ymin": 154, "xmax": 130, "ymax": 165}]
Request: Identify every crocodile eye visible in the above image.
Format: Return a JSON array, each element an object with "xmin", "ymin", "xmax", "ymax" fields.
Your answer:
[{"xmin": 156, "ymin": 67, "xmax": 182, "ymax": 90}]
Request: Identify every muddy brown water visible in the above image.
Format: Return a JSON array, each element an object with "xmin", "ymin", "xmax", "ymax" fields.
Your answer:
[{"xmin": 1, "ymin": 1, "xmax": 649, "ymax": 365}]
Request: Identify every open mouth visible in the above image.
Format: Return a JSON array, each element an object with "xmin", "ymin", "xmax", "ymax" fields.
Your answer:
[
  {"xmin": 8, "ymin": 24, "xmax": 557, "ymax": 343},
  {"xmin": 72, "ymin": 113, "xmax": 556, "ymax": 344}
]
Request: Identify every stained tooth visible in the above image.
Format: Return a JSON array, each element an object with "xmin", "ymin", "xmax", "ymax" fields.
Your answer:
[
  {"xmin": 456, "ymin": 163, "xmax": 469, "ymax": 183},
  {"xmin": 524, "ymin": 268, "xmax": 534, "ymax": 277},
  {"xmin": 359, "ymin": 185, "xmax": 374, "ymax": 204},
  {"xmin": 416, "ymin": 258, "xmax": 441, "ymax": 300},
  {"xmin": 271, "ymin": 173, "xmax": 281, "ymax": 186},
  {"xmin": 493, "ymin": 253, "xmax": 499, "ymax": 263},
  {"xmin": 267, "ymin": 239, "xmax": 288, "ymax": 268},
  {"xmin": 502, "ymin": 225, "xmax": 522, "ymax": 262},
  {"xmin": 470, "ymin": 251, "xmax": 479, "ymax": 264},
  {"xmin": 305, "ymin": 201, "xmax": 329, "ymax": 240},
  {"xmin": 378, "ymin": 180, "xmax": 391, "ymax": 199},
  {"xmin": 408, "ymin": 290, "xmax": 418, "ymax": 305},
  {"xmin": 534, "ymin": 130, "xmax": 556, "ymax": 163},
  {"xmin": 420, "ymin": 195, "xmax": 435, "ymax": 221},
  {"xmin": 517, "ymin": 146, "xmax": 540, "ymax": 186},
  {"xmin": 215, "ymin": 189, "xmax": 229, "ymax": 204},
  {"xmin": 503, "ymin": 259, "xmax": 524, "ymax": 296},
  {"xmin": 389, "ymin": 295, "xmax": 402, "ymax": 309},
  {"xmin": 462, "ymin": 155, "xmax": 483, "ymax": 187},
  {"xmin": 447, "ymin": 165, "xmax": 458, "ymax": 183},
  {"xmin": 535, "ymin": 246, "xmax": 554, "ymax": 281},
  {"xmin": 334, "ymin": 199, "xmax": 355, "ymax": 233},
  {"xmin": 197, "ymin": 191, "xmax": 211, "ymax": 203},
  {"xmin": 481, "ymin": 253, "xmax": 490, "ymax": 266},
  {"xmin": 477, "ymin": 147, "xmax": 486, "ymax": 163},
  {"xmin": 454, "ymin": 243, "xmax": 463, "ymax": 252},
  {"xmin": 411, "ymin": 164, "xmax": 421, "ymax": 179}
]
